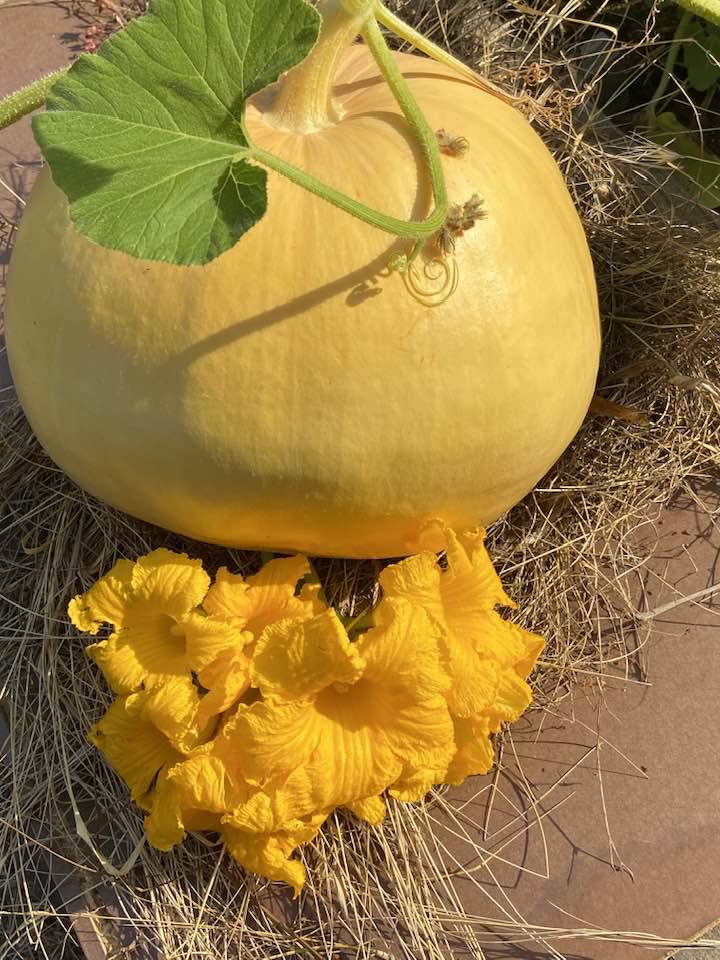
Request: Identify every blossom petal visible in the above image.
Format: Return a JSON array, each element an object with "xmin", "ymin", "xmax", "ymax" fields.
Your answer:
[
  {"xmin": 86, "ymin": 616, "xmax": 189, "ymax": 694},
  {"xmin": 251, "ymin": 610, "xmax": 364, "ymax": 701},
  {"xmin": 443, "ymin": 639, "xmax": 499, "ymax": 718},
  {"xmin": 389, "ymin": 768, "xmax": 441, "ymax": 802},
  {"xmin": 298, "ymin": 580, "xmax": 328, "ymax": 615},
  {"xmin": 196, "ymin": 648, "xmax": 252, "ymax": 726},
  {"xmin": 202, "ymin": 567, "xmax": 250, "ymax": 623},
  {"xmin": 491, "ymin": 669, "xmax": 533, "ymax": 724},
  {"xmin": 221, "ymin": 815, "xmax": 325, "ymax": 897},
  {"xmin": 68, "ymin": 559, "xmax": 134, "ymax": 634},
  {"xmin": 444, "ymin": 527, "xmax": 513, "ymax": 609},
  {"xmin": 244, "ymin": 555, "xmax": 312, "ymax": 628},
  {"xmin": 378, "ymin": 553, "xmax": 444, "ymax": 622},
  {"xmin": 225, "ymin": 771, "xmax": 334, "ymax": 836},
  {"xmin": 228, "ymin": 700, "xmax": 321, "ymax": 789},
  {"xmin": 444, "ymin": 527, "xmax": 515, "ymax": 607},
  {"xmin": 183, "ymin": 612, "xmax": 250, "ymax": 673},
  {"xmin": 88, "ymin": 693, "xmax": 182, "ymax": 802},
  {"xmin": 131, "ymin": 549, "xmax": 210, "ymax": 618},
  {"xmin": 346, "ymin": 795, "xmax": 386, "ymax": 826},
  {"xmin": 225, "ymin": 788, "xmax": 278, "ymax": 833},
  {"xmin": 359, "ymin": 599, "xmax": 449, "ymax": 700},
  {"xmin": 230, "ymin": 699, "xmax": 398, "ymax": 821},
  {"xmin": 142, "ymin": 676, "xmax": 211, "ymax": 753},
  {"xmin": 204, "ymin": 556, "xmax": 315, "ymax": 636},
  {"xmin": 466, "ymin": 610, "xmax": 530, "ymax": 669},
  {"xmin": 445, "ymin": 715, "xmax": 495, "ymax": 784},
  {"xmin": 144, "ymin": 766, "xmax": 186, "ymax": 850},
  {"xmin": 145, "ymin": 764, "xmax": 225, "ymax": 850},
  {"xmin": 441, "ymin": 584, "xmax": 513, "ymax": 651},
  {"xmin": 508, "ymin": 621, "xmax": 545, "ymax": 678},
  {"xmin": 169, "ymin": 752, "xmax": 246, "ymax": 814},
  {"xmin": 355, "ymin": 600, "xmax": 455, "ymax": 789}
]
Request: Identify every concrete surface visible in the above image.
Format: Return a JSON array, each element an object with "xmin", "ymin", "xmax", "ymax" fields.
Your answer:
[{"xmin": 672, "ymin": 924, "xmax": 720, "ymax": 959}]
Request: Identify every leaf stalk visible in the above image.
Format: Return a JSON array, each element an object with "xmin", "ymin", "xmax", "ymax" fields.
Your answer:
[{"xmin": 0, "ymin": 69, "xmax": 67, "ymax": 131}]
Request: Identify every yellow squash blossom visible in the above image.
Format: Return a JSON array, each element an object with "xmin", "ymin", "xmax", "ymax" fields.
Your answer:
[
  {"xmin": 69, "ymin": 549, "xmax": 250, "ymax": 697},
  {"xmin": 223, "ymin": 601, "xmax": 454, "ymax": 824},
  {"xmin": 89, "ymin": 678, "xmax": 237, "ymax": 851},
  {"xmin": 74, "ymin": 536, "xmax": 544, "ymax": 896},
  {"xmin": 88, "ymin": 677, "xmax": 212, "ymax": 809},
  {"xmin": 142, "ymin": 734, "xmax": 329, "ymax": 894},
  {"xmin": 160, "ymin": 600, "xmax": 454, "ymax": 889},
  {"xmin": 379, "ymin": 527, "xmax": 544, "ymax": 721},
  {"xmin": 203, "ymin": 555, "xmax": 326, "ymax": 636},
  {"xmin": 88, "ymin": 687, "xmax": 186, "ymax": 805}
]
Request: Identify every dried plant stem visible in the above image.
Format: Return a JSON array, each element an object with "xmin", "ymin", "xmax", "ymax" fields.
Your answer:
[{"xmin": 636, "ymin": 580, "xmax": 720, "ymax": 621}]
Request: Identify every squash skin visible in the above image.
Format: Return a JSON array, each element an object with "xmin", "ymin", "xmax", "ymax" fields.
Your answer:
[{"xmin": 5, "ymin": 49, "xmax": 600, "ymax": 558}]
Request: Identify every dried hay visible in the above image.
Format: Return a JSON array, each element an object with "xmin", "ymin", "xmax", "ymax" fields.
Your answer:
[{"xmin": 1, "ymin": 1, "xmax": 719, "ymax": 957}]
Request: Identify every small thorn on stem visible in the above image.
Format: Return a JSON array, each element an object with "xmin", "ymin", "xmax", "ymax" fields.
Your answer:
[{"xmin": 436, "ymin": 128, "xmax": 470, "ymax": 157}]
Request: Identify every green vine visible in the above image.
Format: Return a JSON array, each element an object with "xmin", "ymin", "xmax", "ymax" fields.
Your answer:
[
  {"xmin": 0, "ymin": 69, "xmax": 67, "ymax": 130},
  {"xmin": 247, "ymin": 4, "xmax": 449, "ymax": 250},
  {"xmin": 0, "ymin": 0, "xmax": 478, "ymax": 265}
]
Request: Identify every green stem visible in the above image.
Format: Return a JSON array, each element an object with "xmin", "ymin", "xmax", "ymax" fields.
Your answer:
[
  {"xmin": 364, "ymin": 15, "xmax": 448, "ymax": 239},
  {"xmin": 268, "ymin": 0, "xmax": 375, "ymax": 131},
  {"xmin": 251, "ymin": 2, "xmax": 448, "ymax": 247},
  {"xmin": 0, "ymin": 0, "xmax": 452, "ymax": 252},
  {"xmin": 250, "ymin": 143, "xmax": 444, "ymax": 240},
  {"xmin": 376, "ymin": 2, "xmax": 517, "ymax": 106},
  {"xmin": 0, "ymin": 69, "xmax": 67, "ymax": 130},
  {"xmin": 647, "ymin": 9, "xmax": 694, "ymax": 123}
]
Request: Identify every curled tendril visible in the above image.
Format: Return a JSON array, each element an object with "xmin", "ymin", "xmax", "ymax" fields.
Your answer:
[{"xmin": 402, "ymin": 254, "xmax": 459, "ymax": 307}]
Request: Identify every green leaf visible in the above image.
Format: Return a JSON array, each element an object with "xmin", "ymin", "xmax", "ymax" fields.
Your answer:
[
  {"xmin": 683, "ymin": 22, "xmax": 720, "ymax": 90},
  {"xmin": 674, "ymin": 0, "xmax": 720, "ymax": 28},
  {"xmin": 32, "ymin": 0, "xmax": 321, "ymax": 265},
  {"xmin": 649, "ymin": 111, "xmax": 720, "ymax": 208}
]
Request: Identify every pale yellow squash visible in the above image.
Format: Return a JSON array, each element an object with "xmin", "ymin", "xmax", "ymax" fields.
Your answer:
[{"xmin": 5, "ymin": 48, "xmax": 600, "ymax": 558}]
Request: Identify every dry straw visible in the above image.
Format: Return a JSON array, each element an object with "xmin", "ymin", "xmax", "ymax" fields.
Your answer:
[{"xmin": 1, "ymin": 0, "xmax": 719, "ymax": 957}]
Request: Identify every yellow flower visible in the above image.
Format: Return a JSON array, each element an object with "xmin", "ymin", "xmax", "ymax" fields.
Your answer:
[
  {"xmin": 69, "ymin": 549, "xmax": 249, "ymax": 696},
  {"xmin": 203, "ymin": 555, "xmax": 326, "ymax": 636},
  {"xmin": 69, "ymin": 549, "xmax": 208, "ymax": 636},
  {"xmin": 379, "ymin": 527, "xmax": 544, "ymax": 721},
  {"xmin": 221, "ymin": 813, "xmax": 327, "ymax": 897},
  {"xmin": 224, "ymin": 601, "xmax": 454, "ymax": 826},
  {"xmin": 77, "ymin": 533, "xmax": 544, "ymax": 894},
  {"xmin": 87, "ymin": 677, "xmax": 210, "ymax": 808},
  {"xmin": 142, "ymin": 735, "xmax": 328, "ymax": 894},
  {"xmin": 159, "ymin": 600, "xmax": 453, "ymax": 891},
  {"xmin": 90, "ymin": 681, "xmax": 246, "ymax": 853}
]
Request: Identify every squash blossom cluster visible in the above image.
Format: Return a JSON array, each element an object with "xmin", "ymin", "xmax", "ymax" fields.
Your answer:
[{"xmin": 69, "ymin": 528, "xmax": 544, "ymax": 894}]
